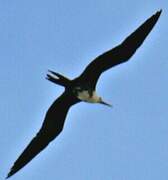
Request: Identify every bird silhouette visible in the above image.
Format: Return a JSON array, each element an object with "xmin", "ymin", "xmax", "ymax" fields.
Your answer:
[{"xmin": 7, "ymin": 10, "xmax": 162, "ymax": 178}]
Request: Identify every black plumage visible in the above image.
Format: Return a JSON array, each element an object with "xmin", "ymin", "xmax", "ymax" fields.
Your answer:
[
  {"xmin": 78, "ymin": 10, "xmax": 162, "ymax": 88},
  {"xmin": 7, "ymin": 10, "xmax": 161, "ymax": 178}
]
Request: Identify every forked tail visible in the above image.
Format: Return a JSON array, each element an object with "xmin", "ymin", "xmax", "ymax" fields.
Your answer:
[{"xmin": 46, "ymin": 70, "xmax": 71, "ymax": 87}]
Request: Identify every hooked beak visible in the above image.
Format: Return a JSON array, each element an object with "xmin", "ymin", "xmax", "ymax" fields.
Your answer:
[{"xmin": 100, "ymin": 100, "xmax": 112, "ymax": 107}]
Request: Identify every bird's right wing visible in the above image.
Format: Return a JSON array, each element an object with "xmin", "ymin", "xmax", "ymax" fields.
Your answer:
[
  {"xmin": 7, "ymin": 92, "xmax": 79, "ymax": 178},
  {"xmin": 78, "ymin": 10, "xmax": 162, "ymax": 88}
]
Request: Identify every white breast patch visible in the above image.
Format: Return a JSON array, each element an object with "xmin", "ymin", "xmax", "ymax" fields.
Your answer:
[{"xmin": 77, "ymin": 90, "xmax": 100, "ymax": 103}]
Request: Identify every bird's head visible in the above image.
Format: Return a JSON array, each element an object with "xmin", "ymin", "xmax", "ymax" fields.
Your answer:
[{"xmin": 98, "ymin": 97, "xmax": 112, "ymax": 107}]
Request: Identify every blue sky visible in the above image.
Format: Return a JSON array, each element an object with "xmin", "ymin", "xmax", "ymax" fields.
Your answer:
[{"xmin": 0, "ymin": 0, "xmax": 168, "ymax": 180}]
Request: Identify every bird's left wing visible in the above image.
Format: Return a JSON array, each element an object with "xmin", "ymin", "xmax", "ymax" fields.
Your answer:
[
  {"xmin": 78, "ymin": 10, "xmax": 162, "ymax": 88},
  {"xmin": 7, "ymin": 92, "xmax": 79, "ymax": 178}
]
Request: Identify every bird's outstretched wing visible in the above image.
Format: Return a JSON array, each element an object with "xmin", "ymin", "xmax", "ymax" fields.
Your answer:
[
  {"xmin": 79, "ymin": 10, "xmax": 162, "ymax": 88},
  {"xmin": 7, "ymin": 92, "xmax": 79, "ymax": 179}
]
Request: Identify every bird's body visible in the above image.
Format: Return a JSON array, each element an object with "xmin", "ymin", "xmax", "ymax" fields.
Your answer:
[
  {"xmin": 7, "ymin": 10, "xmax": 162, "ymax": 179},
  {"xmin": 76, "ymin": 90, "xmax": 100, "ymax": 103},
  {"xmin": 47, "ymin": 71, "xmax": 107, "ymax": 104}
]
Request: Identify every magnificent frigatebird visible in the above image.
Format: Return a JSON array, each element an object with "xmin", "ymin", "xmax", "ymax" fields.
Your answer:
[{"xmin": 7, "ymin": 10, "xmax": 162, "ymax": 178}]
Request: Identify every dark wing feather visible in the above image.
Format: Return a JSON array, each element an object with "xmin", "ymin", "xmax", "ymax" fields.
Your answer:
[
  {"xmin": 7, "ymin": 92, "xmax": 79, "ymax": 179},
  {"xmin": 78, "ymin": 10, "xmax": 162, "ymax": 88}
]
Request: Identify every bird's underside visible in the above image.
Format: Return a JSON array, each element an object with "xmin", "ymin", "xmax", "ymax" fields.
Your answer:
[{"xmin": 7, "ymin": 10, "xmax": 162, "ymax": 179}]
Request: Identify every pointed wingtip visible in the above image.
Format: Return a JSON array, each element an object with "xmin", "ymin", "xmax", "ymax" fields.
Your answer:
[
  {"xmin": 6, "ymin": 172, "xmax": 12, "ymax": 179},
  {"xmin": 158, "ymin": 9, "xmax": 162, "ymax": 14},
  {"xmin": 6, "ymin": 168, "xmax": 15, "ymax": 179},
  {"xmin": 5, "ymin": 173, "xmax": 11, "ymax": 179},
  {"xmin": 155, "ymin": 9, "xmax": 162, "ymax": 17}
]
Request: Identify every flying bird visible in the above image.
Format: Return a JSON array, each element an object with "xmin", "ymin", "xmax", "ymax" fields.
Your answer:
[{"xmin": 7, "ymin": 10, "xmax": 162, "ymax": 178}]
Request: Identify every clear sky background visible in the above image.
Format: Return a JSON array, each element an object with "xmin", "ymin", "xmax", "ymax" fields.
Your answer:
[{"xmin": 0, "ymin": 0, "xmax": 168, "ymax": 180}]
